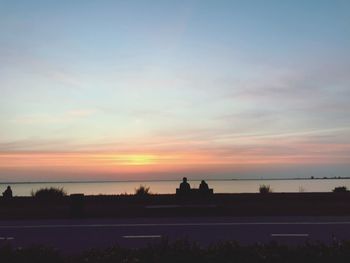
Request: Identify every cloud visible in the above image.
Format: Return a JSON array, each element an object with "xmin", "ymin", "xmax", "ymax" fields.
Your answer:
[
  {"xmin": 66, "ymin": 109, "xmax": 96, "ymax": 117},
  {"xmin": 0, "ymin": 46, "xmax": 84, "ymax": 89},
  {"xmin": 9, "ymin": 109, "xmax": 96, "ymax": 125}
]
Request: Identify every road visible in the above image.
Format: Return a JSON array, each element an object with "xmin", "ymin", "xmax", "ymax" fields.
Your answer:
[{"xmin": 1, "ymin": 216, "xmax": 350, "ymax": 253}]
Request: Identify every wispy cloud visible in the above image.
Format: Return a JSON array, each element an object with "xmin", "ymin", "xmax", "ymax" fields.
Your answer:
[
  {"xmin": 0, "ymin": 47, "xmax": 84, "ymax": 89},
  {"xmin": 9, "ymin": 109, "xmax": 97, "ymax": 125}
]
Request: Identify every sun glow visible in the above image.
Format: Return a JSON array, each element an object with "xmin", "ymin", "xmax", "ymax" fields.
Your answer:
[{"xmin": 113, "ymin": 154, "xmax": 157, "ymax": 166}]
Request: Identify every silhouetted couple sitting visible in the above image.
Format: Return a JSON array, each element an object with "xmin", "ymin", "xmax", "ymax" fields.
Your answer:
[
  {"xmin": 178, "ymin": 177, "xmax": 210, "ymax": 195},
  {"xmin": 2, "ymin": 186, "xmax": 13, "ymax": 199}
]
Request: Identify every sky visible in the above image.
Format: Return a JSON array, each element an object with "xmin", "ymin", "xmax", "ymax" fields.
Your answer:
[{"xmin": 1, "ymin": 0, "xmax": 350, "ymax": 182}]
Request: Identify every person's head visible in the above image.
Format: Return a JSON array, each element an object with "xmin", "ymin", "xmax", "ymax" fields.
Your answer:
[
  {"xmin": 201, "ymin": 180, "xmax": 205, "ymax": 184},
  {"xmin": 7, "ymin": 186, "xmax": 10, "ymax": 190},
  {"xmin": 183, "ymin": 177, "xmax": 187, "ymax": 182}
]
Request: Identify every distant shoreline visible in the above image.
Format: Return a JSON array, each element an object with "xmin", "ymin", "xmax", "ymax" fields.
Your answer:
[{"xmin": 1, "ymin": 177, "xmax": 350, "ymax": 185}]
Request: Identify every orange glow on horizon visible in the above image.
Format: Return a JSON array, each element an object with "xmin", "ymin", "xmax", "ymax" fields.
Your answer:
[
  {"xmin": 1, "ymin": 139, "xmax": 350, "ymax": 179},
  {"xmin": 1, "ymin": 145, "xmax": 349, "ymax": 175}
]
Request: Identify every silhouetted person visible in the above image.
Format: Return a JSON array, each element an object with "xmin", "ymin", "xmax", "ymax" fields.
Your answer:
[
  {"xmin": 199, "ymin": 180, "xmax": 209, "ymax": 191},
  {"xmin": 2, "ymin": 186, "xmax": 12, "ymax": 198},
  {"xmin": 179, "ymin": 177, "xmax": 191, "ymax": 192}
]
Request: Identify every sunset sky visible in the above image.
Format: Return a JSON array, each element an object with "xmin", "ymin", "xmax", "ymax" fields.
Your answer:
[{"xmin": 1, "ymin": 0, "xmax": 350, "ymax": 181}]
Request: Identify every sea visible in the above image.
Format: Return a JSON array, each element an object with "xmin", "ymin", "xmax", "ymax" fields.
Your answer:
[{"xmin": 1, "ymin": 179, "xmax": 350, "ymax": 196}]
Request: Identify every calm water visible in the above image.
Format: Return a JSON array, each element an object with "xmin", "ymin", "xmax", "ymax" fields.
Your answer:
[{"xmin": 1, "ymin": 179, "xmax": 350, "ymax": 196}]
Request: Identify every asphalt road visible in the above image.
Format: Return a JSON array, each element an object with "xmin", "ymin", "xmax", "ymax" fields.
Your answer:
[{"xmin": 1, "ymin": 216, "xmax": 350, "ymax": 253}]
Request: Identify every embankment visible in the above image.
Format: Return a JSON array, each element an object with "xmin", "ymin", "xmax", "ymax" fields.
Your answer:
[{"xmin": 1, "ymin": 192, "xmax": 350, "ymax": 219}]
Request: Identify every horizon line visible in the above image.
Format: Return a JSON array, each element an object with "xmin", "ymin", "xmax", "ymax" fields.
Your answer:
[{"xmin": 1, "ymin": 176, "xmax": 349, "ymax": 185}]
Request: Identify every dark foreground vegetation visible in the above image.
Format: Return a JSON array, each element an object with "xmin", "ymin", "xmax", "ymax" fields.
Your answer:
[
  {"xmin": 2, "ymin": 239, "xmax": 350, "ymax": 263},
  {"xmin": 31, "ymin": 187, "xmax": 67, "ymax": 199}
]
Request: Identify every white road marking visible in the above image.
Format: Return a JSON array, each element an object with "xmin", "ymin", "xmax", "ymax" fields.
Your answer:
[
  {"xmin": 271, "ymin": 234, "xmax": 309, "ymax": 237},
  {"xmin": 123, "ymin": 235, "xmax": 162, "ymax": 239},
  {"xmin": 145, "ymin": 205, "xmax": 181, "ymax": 209},
  {"xmin": 0, "ymin": 237, "xmax": 15, "ymax": 240},
  {"xmin": 0, "ymin": 221, "xmax": 350, "ymax": 229},
  {"xmin": 145, "ymin": 205, "xmax": 218, "ymax": 209}
]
